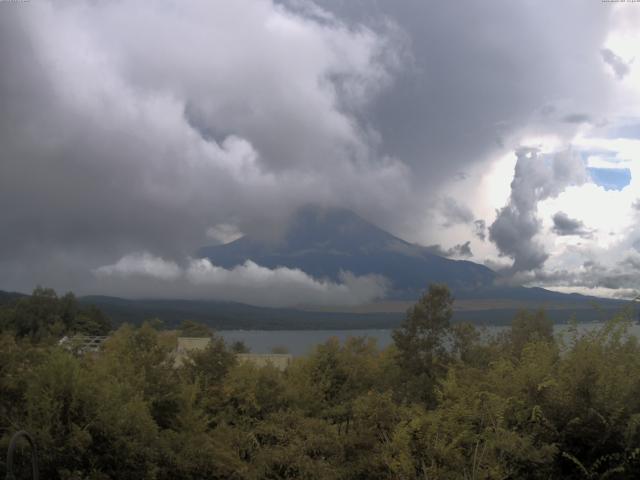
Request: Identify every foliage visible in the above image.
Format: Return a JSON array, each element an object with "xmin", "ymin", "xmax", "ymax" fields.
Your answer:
[
  {"xmin": 0, "ymin": 287, "xmax": 111, "ymax": 341},
  {"xmin": 179, "ymin": 320, "xmax": 212, "ymax": 338},
  {"xmin": 2, "ymin": 285, "xmax": 640, "ymax": 478},
  {"xmin": 392, "ymin": 283, "xmax": 454, "ymax": 405}
]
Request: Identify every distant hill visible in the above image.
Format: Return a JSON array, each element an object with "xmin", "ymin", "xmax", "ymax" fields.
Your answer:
[
  {"xmin": 79, "ymin": 295, "xmax": 402, "ymax": 330},
  {"xmin": 0, "ymin": 288, "xmax": 630, "ymax": 330},
  {"xmin": 0, "ymin": 290, "xmax": 27, "ymax": 305},
  {"xmin": 78, "ymin": 295, "xmax": 631, "ymax": 330}
]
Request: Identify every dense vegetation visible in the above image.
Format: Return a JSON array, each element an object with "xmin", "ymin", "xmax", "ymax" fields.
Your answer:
[
  {"xmin": 0, "ymin": 287, "xmax": 111, "ymax": 340},
  {"xmin": 2, "ymin": 286, "xmax": 640, "ymax": 479}
]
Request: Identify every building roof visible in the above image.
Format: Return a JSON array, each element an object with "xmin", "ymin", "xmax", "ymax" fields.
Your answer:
[
  {"xmin": 237, "ymin": 353, "xmax": 292, "ymax": 371},
  {"xmin": 58, "ymin": 335, "xmax": 109, "ymax": 354},
  {"xmin": 175, "ymin": 337, "xmax": 292, "ymax": 370},
  {"xmin": 177, "ymin": 337, "xmax": 211, "ymax": 352}
]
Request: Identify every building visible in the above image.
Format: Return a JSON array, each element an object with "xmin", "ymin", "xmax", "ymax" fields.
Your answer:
[
  {"xmin": 58, "ymin": 335, "xmax": 109, "ymax": 354},
  {"xmin": 175, "ymin": 337, "xmax": 292, "ymax": 370},
  {"xmin": 236, "ymin": 353, "xmax": 292, "ymax": 371},
  {"xmin": 174, "ymin": 337, "xmax": 211, "ymax": 367}
]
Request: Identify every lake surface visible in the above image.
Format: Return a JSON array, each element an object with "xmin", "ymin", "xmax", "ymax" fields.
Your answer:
[{"xmin": 219, "ymin": 322, "xmax": 640, "ymax": 355}]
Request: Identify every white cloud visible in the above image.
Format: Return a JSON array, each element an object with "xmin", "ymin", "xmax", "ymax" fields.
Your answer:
[
  {"xmin": 534, "ymin": 286, "xmax": 638, "ymax": 300},
  {"xmin": 186, "ymin": 259, "xmax": 388, "ymax": 306},
  {"xmin": 586, "ymin": 156, "xmax": 630, "ymax": 169},
  {"xmin": 93, "ymin": 253, "xmax": 388, "ymax": 307},
  {"xmin": 93, "ymin": 252, "xmax": 182, "ymax": 280},
  {"xmin": 206, "ymin": 224, "xmax": 244, "ymax": 245}
]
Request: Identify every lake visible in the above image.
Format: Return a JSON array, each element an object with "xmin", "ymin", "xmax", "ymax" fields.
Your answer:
[{"xmin": 219, "ymin": 322, "xmax": 640, "ymax": 355}]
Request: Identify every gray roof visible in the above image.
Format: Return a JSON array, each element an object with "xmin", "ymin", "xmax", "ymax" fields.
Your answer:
[{"xmin": 175, "ymin": 337, "xmax": 292, "ymax": 370}]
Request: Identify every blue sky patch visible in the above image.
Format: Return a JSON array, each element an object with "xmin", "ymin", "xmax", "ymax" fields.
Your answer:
[
  {"xmin": 587, "ymin": 167, "xmax": 631, "ymax": 191},
  {"xmin": 605, "ymin": 123, "xmax": 640, "ymax": 140},
  {"xmin": 580, "ymin": 148, "xmax": 619, "ymax": 161}
]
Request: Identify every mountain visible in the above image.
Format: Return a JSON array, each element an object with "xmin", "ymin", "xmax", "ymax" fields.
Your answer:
[
  {"xmin": 198, "ymin": 206, "xmax": 636, "ymax": 310},
  {"xmin": 198, "ymin": 205, "xmax": 496, "ymax": 300},
  {"xmin": 0, "ymin": 289, "xmax": 27, "ymax": 305},
  {"xmin": 79, "ymin": 295, "xmax": 401, "ymax": 330},
  {"xmin": 197, "ymin": 205, "xmax": 618, "ymax": 307}
]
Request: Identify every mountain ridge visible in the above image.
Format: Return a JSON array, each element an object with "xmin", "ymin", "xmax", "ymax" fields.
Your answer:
[
  {"xmin": 198, "ymin": 205, "xmax": 596, "ymax": 304},
  {"xmin": 199, "ymin": 205, "xmax": 498, "ymax": 299},
  {"xmin": 0, "ymin": 288, "xmax": 630, "ymax": 330},
  {"xmin": 76, "ymin": 294, "xmax": 631, "ymax": 329}
]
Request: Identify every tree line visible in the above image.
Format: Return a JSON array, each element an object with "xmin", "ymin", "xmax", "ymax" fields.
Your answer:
[{"xmin": 1, "ymin": 285, "xmax": 640, "ymax": 479}]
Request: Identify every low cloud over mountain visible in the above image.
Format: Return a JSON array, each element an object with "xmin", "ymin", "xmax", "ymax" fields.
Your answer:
[
  {"xmin": 1, "ymin": 1, "xmax": 639, "ymax": 301},
  {"xmin": 94, "ymin": 252, "xmax": 389, "ymax": 307}
]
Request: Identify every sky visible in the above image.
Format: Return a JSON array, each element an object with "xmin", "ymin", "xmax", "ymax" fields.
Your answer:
[{"xmin": 1, "ymin": 0, "xmax": 639, "ymax": 305}]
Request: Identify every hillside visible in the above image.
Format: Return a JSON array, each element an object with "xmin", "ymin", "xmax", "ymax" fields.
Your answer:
[
  {"xmin": 77, "ymin": 295, "xmax": 631, "ymax": 330},
  {"xmin": 198, "ymin": 206, "xmax": 621, "ymax": 306},
  {"xmin": 199, "ymin": 205, "xmax": 496, "ymax": 300}
]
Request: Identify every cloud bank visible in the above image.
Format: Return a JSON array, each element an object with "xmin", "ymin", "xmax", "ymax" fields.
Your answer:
[
  {"xmin": 0, "ymin": 0, "xmax": 409, "ymax": 294},
  {"xmin": 93, "ymin": 253, "xmax": 388, "ymax": 307},
  {"xmin": 0, "ymin": 0, "xmax": 636, "ymax": 302}
]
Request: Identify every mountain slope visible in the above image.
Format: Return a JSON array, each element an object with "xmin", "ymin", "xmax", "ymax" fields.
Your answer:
[
  {"xmin": 0, "ymin": 290, "xmax": 27, "ymax": 305},
  {"xmin": 198, "ymin": 206, "xmax": 498, "ymax": 300},
  {"xmin": 197, "ymin": 206, "xmax": 635, "ymax": 308}
]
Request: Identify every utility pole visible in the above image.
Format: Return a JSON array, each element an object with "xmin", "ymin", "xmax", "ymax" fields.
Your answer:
[{"xmin": 5, "ymin": 431, "xmax": 38, "ymax": 480}]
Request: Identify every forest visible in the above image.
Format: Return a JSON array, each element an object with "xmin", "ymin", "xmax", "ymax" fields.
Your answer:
[{"xmin": 1, "ymin": 285, "xmax": 640, "ymax": 479}]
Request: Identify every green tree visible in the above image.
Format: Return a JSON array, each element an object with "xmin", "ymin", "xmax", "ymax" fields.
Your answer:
[
  {"xmin": 230, "ymin": 340, "xmax": 250, "ymax": 353},
  {"xmin": 0, "ymin": 287, "xmax": 112, "ymax": 340},
  {"xmin": 181, "ymin": 334, "xmax": 236, "ymax": 388},
  {"xmin": 509, "ymin": 309, "xmax": 554, "ymax": 357},
  {"xmin": 102, "ymin": 323, "xmax": 181, "ymax": 430},
  {"xmin": 271, "ymin": 345, "xmax": 289, "ymax": 354},
  {"xmin": 5, "ymin": 286, "xmax": 640, "ymax": 479},
  {"xmin": 179, "ymin": 320, "xmax": 212, "ymax": 338},
  {"xmin": 392, "ymin": 284, "xmax": 454, "ymax": 405}
]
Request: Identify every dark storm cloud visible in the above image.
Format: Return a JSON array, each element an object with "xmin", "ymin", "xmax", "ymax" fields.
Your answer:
[
  {"xmin": 601, "ymin": 48, "xmax": 631, "ymax": 79},
  {"xmin": 0, "ymin": 0, "xmax": 409, "ymax": 295},
  {"xmin": 473, "ymin": 220, "xmax": 487, "ymax": 242},
  {"xmin": 551, "ymin": 212, "xmax": 594, "ymax": 238},
  {"xmin": 489, "ymin": 148, "xmax": 588, "ymax": 273},
  {"xmin": 0, "ymin": 0, "xmax": 619, "ymax": 298},
  {"xmin": 294, "ymin": 0, "xmax": 613, "ymax": 186},
  {"xmin": 451, "ymin": 241, "xmax": 473, "ymax": 258},
  {"xmin": 425, "ymin": 241, "xmax": 473, "ymax": 259},
  {"xmin": 562, "ymin": 113, "xmax": 592, "ymax": 124},
  {"xmin": 438, "ymin": 198, "xmax": 488, "ymax": 245},
  {"xmin": 440, "ymin": 197, "xmax": 474, "ymax": 227}
]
